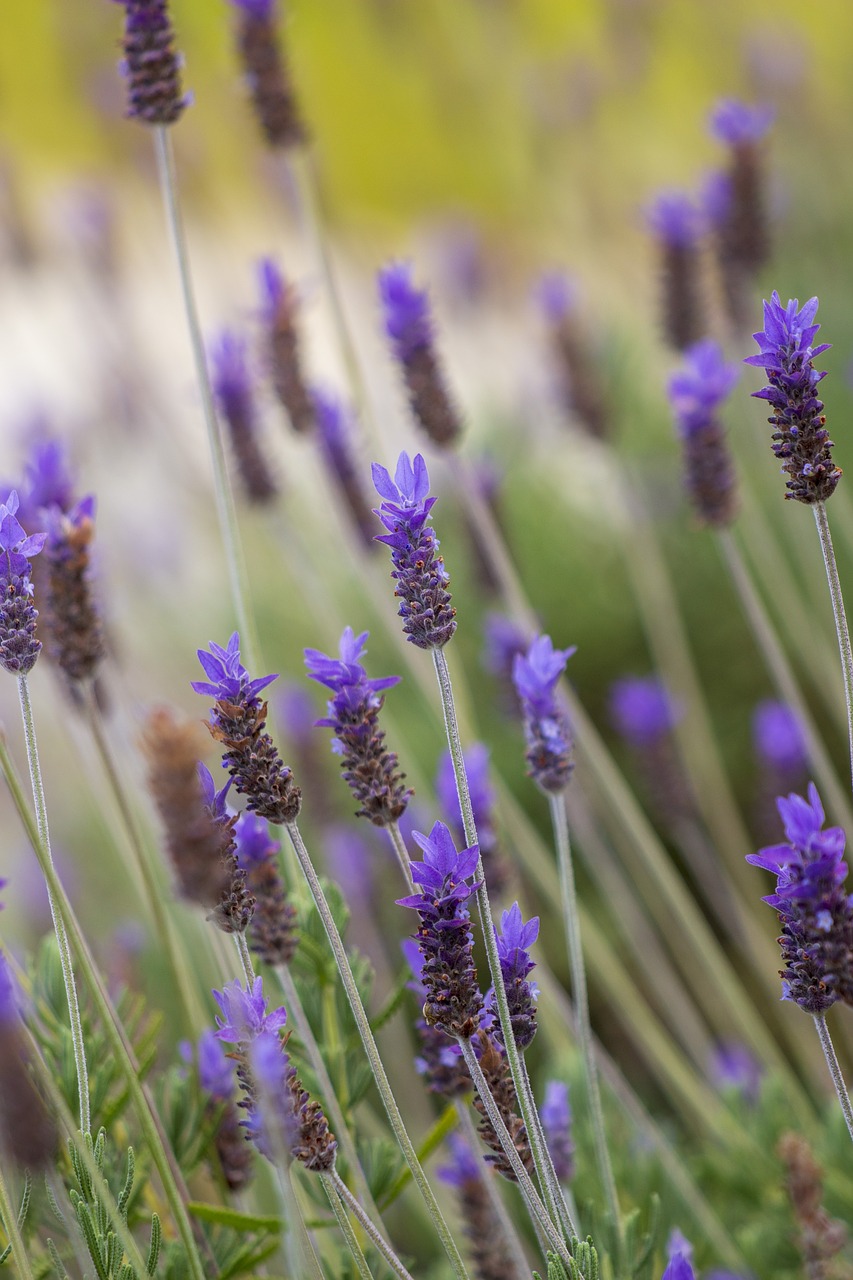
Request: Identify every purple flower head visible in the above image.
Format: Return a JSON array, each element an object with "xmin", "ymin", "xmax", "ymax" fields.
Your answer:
[
  {"xmin": 258, "ymin": 256, "xmax": 285, "ymax": 321},
  {"xmin": 193, "ymin": 633, "xmax": 278, "ymax": 704},
  {"xmin": 378, "ymin": 262, "xmax": 433, "ymax": 361},
  {"xmin": 709, "ymin": 99, "xmax": 774, "ymax": 146},
  {"xmin": 666, "ymin": 1230, "xmax": 693, "ymax": 1262},
  {"xmin": 304, "ymin": 627, "xmax": 410, "ymax": 825},
  {"xmin": 609, "ymin": 676, "xmax": 681, "ymax": 747},
  {"xmin": 209, "ymin": 329, "xmax": 252, "ymax": 422},
  {"xmin": 229, "ymin": 0, "xmax": 306, "ymax": 149},
  {"xmin": 535, "ymin": 271, "xmax": 579, "ymax": 324},
  {"xmin": 483, "ymin": 612, "xmax": 529, "ymax": 684},
  {"xmin": 402, "ymin": 938, "xmax": 471, "ymax": 1096},
  {"xmin": 196, "ymin": 1028, "xmax": 236, "ymax": 1101},
  {"xmin": 646, "ymin": 191, "xmax": 704, "ymax": 248},
  {"xmin": 310, "ymin": 387, "xmax": 377, "ymax": 547},
  {"xmin": 213, "ymin": 976, "xmax": 287, "ymax": 1045},
  {"xmin": 0, "ymin": 492, "xmax": 46, "ymax": 583},
  {"xmin": 234, "ymin": 811, "xmax": 280, "ymax": 867},
  {"xmin": 372, "ymin": 453, "xmax": 456, "ymax": 649},
  {"xmin": 662, "ymin": 1256, "xmax": 695, "ymax": 1280},
  {"xmin": 667, "ymin": 340, "xmax": 739, "ymax": 437},
  {"xmin": 540, "ymin": 1080, "xmax": 574, "ymax": 1181},
  {"xmin": 493, "ymin": 903, "xmax": 539, "ymax": 1050},
  {"xmin": 709, "ymin": 1042, "xmax": 763, "ymax": 1104},
  {"xmin": 324, "ymin": 826, "xmax": 373, "ymax": 906},
  {"xmin": 21, "ymin": 440, "xmax": 75, "ymax": 521},
  {"xmin": 397, "ymin": 821, "xmax": 483, "ymax": 1038},
  {"xmin": 244, "ymin": 1029, "xmax": 337, "ymax": 1172},
  {"xmin": 746, "ymin": 783, "xmax": 853, "ymax": 1011},
  {"xmin": 436, "ymin": 744, "xmax": 495, "ymax": 842},
  {"xmin": 512, "ymin": 636, "xmax": 576, "ymax": 793},
  {"xmin": 230, "ymin": 0, "xmax": 275, "ymax": 16},
  {"xmin": 437, "ymin": 1133, "xmax": 481, "ymax": 1187},
  {"xmin": 745, "ymin": 292, "xmax": 839, "ymax": 504},
  {"xmin": 0, "ymin": 491, "xmax": 46, "ymax": 676},
  {"xmin": 116, "ymin": 0, "xmax": 189, "ymax": 126},
  {"xmin": 753, "ymin": 700, "xmax": 808, "ymax": 774}
]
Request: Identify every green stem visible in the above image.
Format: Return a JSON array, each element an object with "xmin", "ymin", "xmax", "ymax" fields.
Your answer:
[
  {"xmin": 152, "ymin": 124, "xmax": 260, "ymax": 673},
  {"xmin": 17, "ymin": 674, "xmax": 90, "ymax": 1136},
  {"xmin": 813, "ymin": 501, "xmax": 853, "ymax": 791},
  {"xmin": 331, "ymin": 1173, "xmax": 417, "ymax": 1280},
  {"xmin": 274, "ymin": 1165, "xmax": 325, "ymax": 1280},
  {"xmin": 0, "ymin": 731, "xmax": 210, "ymax": 1280},
  {"xmin": 322, "ymin": 1176, "xmax": 375, "ymax": 1280},
  {"xmin": 284, "ymin": 819, "xmax": 471, "ymax": 1280},
  {"xmin": 549, "ymin": 792, "xmax": 621, "ymax": 1251},
  {"xmin": 234, "ymin": 931, "xmax": 255, "ymax": 986},
  {"xmin": 813, "ymin": 1014, "xmax": 853, "ymax": 1143},
  {"xmin": 386, "ymin": 821, "xmax": 414, "ymax": 893},
  {"xmin": 432, "ymin": 647, "xmax": 575, "ymax": 1243},
  {"xmin": 457, "ymin": 1040, "xmax": 571, "ymax": 1271},
  {"xmin": 454, "ymin": 1102, "xmax": 531, "ymax": 1280},
  {"xmin": 0, "ymin": 1162, "xmax": 33, "ymax": 1280}
]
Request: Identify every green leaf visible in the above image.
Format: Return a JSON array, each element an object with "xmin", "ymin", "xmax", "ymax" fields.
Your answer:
[{"xmin": 185, "ymin": 1202, "xmax": 281, "ymax": 1234}]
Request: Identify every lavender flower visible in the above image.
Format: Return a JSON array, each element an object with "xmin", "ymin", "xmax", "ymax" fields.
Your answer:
[
  {"xmin": 0, "ymin": 951, "xmax": 57, "ymax": 1168},
  {"xmin": 753, "ymin": 700, "xmax": 808, "ymax": 775},
  {"xmin": 438, "ymin": 1135, "xmax": 515, "ymax": 1280},
  {"xmin": 537, "ymin": 270, "xmax": 610, "ymax": 439},
  {"xmin": 512, "ymin": 635, "xmax": 576, "ymax": 793},
  {"xmin": 709, "ymin": 1042, "xmax": 763, "ymax": 1104},
  {"xmin": 193, "ymin": 633, "xmax": 302, "ymax": 823},
  {"xmin": 402, "ymin": 939, "xmax": 471, "ymax": 1098},
  {"xmin": 397, "ymin": 821, "xmax": 483, "ymax": 1038},
  {"xmin": 44, "ymin": 495, "xmax": 105, "ymax": 685},
  {"xmin": 666, "ymin": 1230, "xmax": 693, "ymax": 1262},
  {"xmin": 539, "ymin": 1080, "xmax": 574, "ymax": 1182},
  {"xmin": 378, "ymin": 262, "xmax": 462, "ymax": 448},
  {"xmin": 21, "ymin": 440, "xmax": 75, "ymax": 521},
  {"xmin": 492, "ymin": 903, "xmax": 539, "ymax": 1050},
  {"xmin": 213, "ymin": 976, "xmax": 288, "ymax": 1045},
  {"xmin": 194, "ymin": 1029, "xmax": 253, "ymax": 1191},
  {"xmin": 482, "ymin": 612, "xmax": 529, "ymax": 709},
  {"xmin": 746, "ymin": 783, "xmax": 853, "ymax": 1011},
  {"xmin": 662, "ymin": 1256, "xmax": 695, "ymax": 1280},
  {"xmin": 372, "ymin": 452, "xmax": 456, "ymax": 649},
  {"xmin": 709, "ymin": 99, "xmax": 775, "ymax": 146},
  {"xmin": 229, "ymin": 0, "xmax": 307, "ymax": 149},
  {"xmin": 258, "ymin": 259, "xmax": 315, "ymax": 435},
  {"xmin": 235, "ymin": 811, "xmax": 298, "ymax": 965},
  {"xmin": 304, "ymin": 626, "xmax": 412, "ymax": 825},
  {"xmin": 745, "ymin": 293, "xmax": 840, "ymax": 504},
  {"xmin": 436, "ymin": 745, "xmax": 510, "ymax": 897},
  {"xmin": 646, "ymin": 190, "xmax": 706, "ymax": 350},
  {"xmin": 209, "ymin": 329, "xmax": 278, "ymax": 505},
  {"xmin": 0, "ymin": 490, "xmax": 46, "ymax": 675},
  {"xmin": 116, "ymin": 0, "xmax": 188, "ymax": 127},
  {"xmin": 667, "ymin": 339, "xmax": 739, "ymax": 526},
  {"xmin": 312, "ymin": 388, "xmax": 376, "ymax": 547},
  {"xmin": 609, "ymin": 676, "xmax": 680, "ymax": 746}
]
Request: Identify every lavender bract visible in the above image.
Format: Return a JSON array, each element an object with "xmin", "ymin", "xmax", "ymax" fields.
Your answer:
[
  {"xmin": 745, "ymin": 293, "xmax": 840, "ymax": 504},
  {"xmin": 512, "ymin": 635, "xmax": 576, "ymax": 793},
  {"xmin": 667, "ymin": 339, "xmax": 739, "ymax": 527},
  {"xmin": 305, "ymin": 626, "xmax": 412, "ymax": 825},
  {"xmin": 209, "ymin": 329, "xmax": 277, "ymax": 505},
  {"xmin": 378, "ymin": 262, "xmax": 461, "ymax": 448},
  {"xmin": 397, "ymin": 821, "xmax": 483, "ymax": 1038},
  {"xmin": 116, "ymin": 0, "xmax": 188, "ymax": 126},
  {"xmin": 0, "ymin": 490, "xmax": 45, "ymax": 676},
  {"xmin": 193, "ymin": 633, "xmax": 301, "ymax": 823},
  {"xmin": 492, "ymin": 903, "xmax": 539, "ymax": 1050},
  {"xmin": 746, "ymin": 783, "xmax": 853, "ymax": 1011},
  {"xmin": 709, "ymin": 1042, "xmax": 763, "ymax": 1105},
  {"xmin": 372, "ymin": 452, "xmax": 456, "ymax": 649}
]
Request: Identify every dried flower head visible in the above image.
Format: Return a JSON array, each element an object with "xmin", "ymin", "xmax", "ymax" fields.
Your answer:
[
  {"xmin": 44, "ymin": 495, "xmax": 105, "ymax": 685},
  {"xmin": 0, "ymin": 490, "xmax": 45, "ymax": 676},
  {"xmin": 116, "ymin": 0, "xmax": 189, "ymax": 127},
  {"xmin": 746, "ymin": 293, "xmax": 840, "ymax": 504},
  {"xmin": 668, "ymin": 339, "xmax": 740, "ymax": 527},
  {"xmin": 471, "ymin": 1030, "xmax": 534, "ymax": 1183}
]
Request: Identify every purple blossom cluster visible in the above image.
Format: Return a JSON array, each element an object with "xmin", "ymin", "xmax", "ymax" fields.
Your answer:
[
  {"xmin": 609, "ymin": 676, "xmax": 680, "ymax": 747},
  {"xmin": 539, "ymin": 1080, "xmax": 574, "ymax": 1182},
  {"xmin": 209, "ymin": 329, "xmax": 277, "ymax": 505},
  {"xmin": 0, "ymin": 491, "xmax": 45, "ymax": 676},
  {"xmin": 116, "ymin": 0, "xmax": 188, "ymax": 127},
  {"xmin": 512, "ymin": 635, "xmax": 576, "ymax": 793},
  {"xmin": 491, "ymin": 903, "xmax": 539, "ymax": 1050},
  {"xmin": 667, "ymin": 339, "xmax": 739, "ymax": 526}
]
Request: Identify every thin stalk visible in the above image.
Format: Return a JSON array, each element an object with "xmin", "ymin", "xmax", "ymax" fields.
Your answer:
[
  {"xmin": 322, "ymin": 1176, "xmax": 375, "ymax": 1280},
  {"xmin": 0, "ymin": 732, "xmax": 210, "ymax": 1280},
  {"xmin": 0, "ymin": 1162, "xmax": 34, "ymax": 1280},
  {"xmin": 813, "ymin": 501, "xmax": 853, "ymax": 790},
  {"xmin": 813, "ymin": 1014, "xmax": 853, "ymax": 1143},
  {"xmin": 332, "ymin": 1173, "xmax": 417, "ymax": 1280},
  {"xmin": 457, "ymin": 1039, "xmax": 572, "ymax": 1271},
  {"xmin": 284, "ymin": 819, "xmax": 471, "ymax": 1280},
  {"xmin": 386, "ymin": 821, "xmax": 414, "ymax": 893},
  {"xmin": 454, "ymin": 1103, "xmax": 531, "ymax": 1280},
  {"xmin": 234, "ymin": 931, "xmax": 255, "ymax": 986},
  {"xmin": 152, "ymin": 125, "xmax": 260, "ymax": 672},
  {"xmin": 274, "ymin": 1165, "xmax": 325, "ymax": 1280},
  {"xmin": 549, "ymin": 792, "xmax": 621, "ymax": 1247},
  {"xmin": 17, "ymin": 674, "xmax": 90, "ymax": 1136},
  {"xmin": 432, "ymin": 647, "xmax": 576, "ymax": 1244}
]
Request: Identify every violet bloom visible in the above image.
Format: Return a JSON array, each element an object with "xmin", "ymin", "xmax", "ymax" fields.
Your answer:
[
  {"xmin": 536, "ymin": 271, "xmax": 578, "ymax": 324},
  {"xmin": 305, "ymin": 626, "xmax": 412, "ymax": 826},
  {"xmin": 753, "ymin": 700, "xmax": 808, "ymax": 775},
  {"xmin": 438, "ymin": 1134, "xmax": 516, "ymax": 1277},
  {"xmin": 193, "ymin": 633, "xmax": 301, "ymax": 824},
  {"xmin": 258, "ymin": 259, "xmax": 315, "ymax": 435},
  {"xmin": 662, "ymin": 1256, "xmax": 695, "ymax": 1280},
  {"xmin": 196, "ymin": 1028, "xmax": 236, "ymax": 1101},
  {"xmin": 372, "ymin": 452, "xmax": 457, "ymax": 649},
  {"xmin": 249, "ymin": 1032, "xmax": 337, "ymax": 1173},
  {"xmin": 378, "ymin": 262, "xmax": 461, "ymax": 448},
  {"xmin": 709, "ymin": 1042, "xmax": 763, "ymax": 1104},
  {"xmin": 708, "ymin": 99, "xmax": 774, "ymax": 327},
  {"xmin": 213, "ymin": 975, "xmax": 288, "ymax": 1045},
  {"xmin": 492, "ymin": 903, "xmax": 539, "ymax": 1050},
  {"xmin": 116, "ymin": 0, "xmax": 188, "ymax": 126},
  {"xmin": 402, "ymin": 939, "xmax": 471, "ymax": 1098},
  {"xmin": 539, "ymin": 1080, "xmax": 574, "ymax": 1182},
  {"xmin": 483, "ymin": 612, "xmax": 529, "ymax": 697},
  {"xmin": 609, "ymin": 676, "xmax": 681, "ymax": 747},
  {"xmin": 709, "ymin": 99, "xmax": 774, "ymax": 147},
  {"xmin": 437, "ymin": 1133, "xmax": 481, "ymax": 1188},
  {"xmin": 746, "ymin": 783, "xmax": 853, "ymax": 1011},
  {"xmin": 20, "ymin": 439, "xmax": 75, "ymax": 523},
  {"xmin": 234, "ymin": 811, "xmax": 297, "ymax": 966},
  {"xmin": 536, "ymin": 270, "xmax": 610, "ymax": 440},
  {"xmin": 436, "ymin": 744, "xmax": 509, "ymax": 896},
  {"xmin": 0, "ymin": 491, "xmax": 45, "ymax": 675},
  {"xmin": 312, "ymin": 387, "xmax": 377, "ymax": 548},
  {"xmin": 229, "ymin": 0, "xmax": 307, "ymax": 149},
  {"xmin": 193, "ymin": 1028, "xmax": 253, "ymax": 1192},
  {"xmin": 646, "ymin": 191, "xmax": 705, "ymax": 351},
  {"xmin": 209, "ymin": 329, "xmax": 277, "ymax": 505},
  {"xmin": 512, "ymin": 635, "xmax": 576, "ymax": 793},
  {"xmin": 666, "ymin": 1229, "xmax": 693, "ymax": 1262},
  {"xmin": 397, "ymin": 821, "xmax": 483, "ymax": 1039},
  {"xmin": 745, "ymin": 293, "xmax": 840, "ymax": 505},
  {"xmin": 667, "ymin": 339, "xmax": 739, "ymax": 527},
  {"xmin": 44, "ymin": 495, "xmax": 105, "ymax": 685}
]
